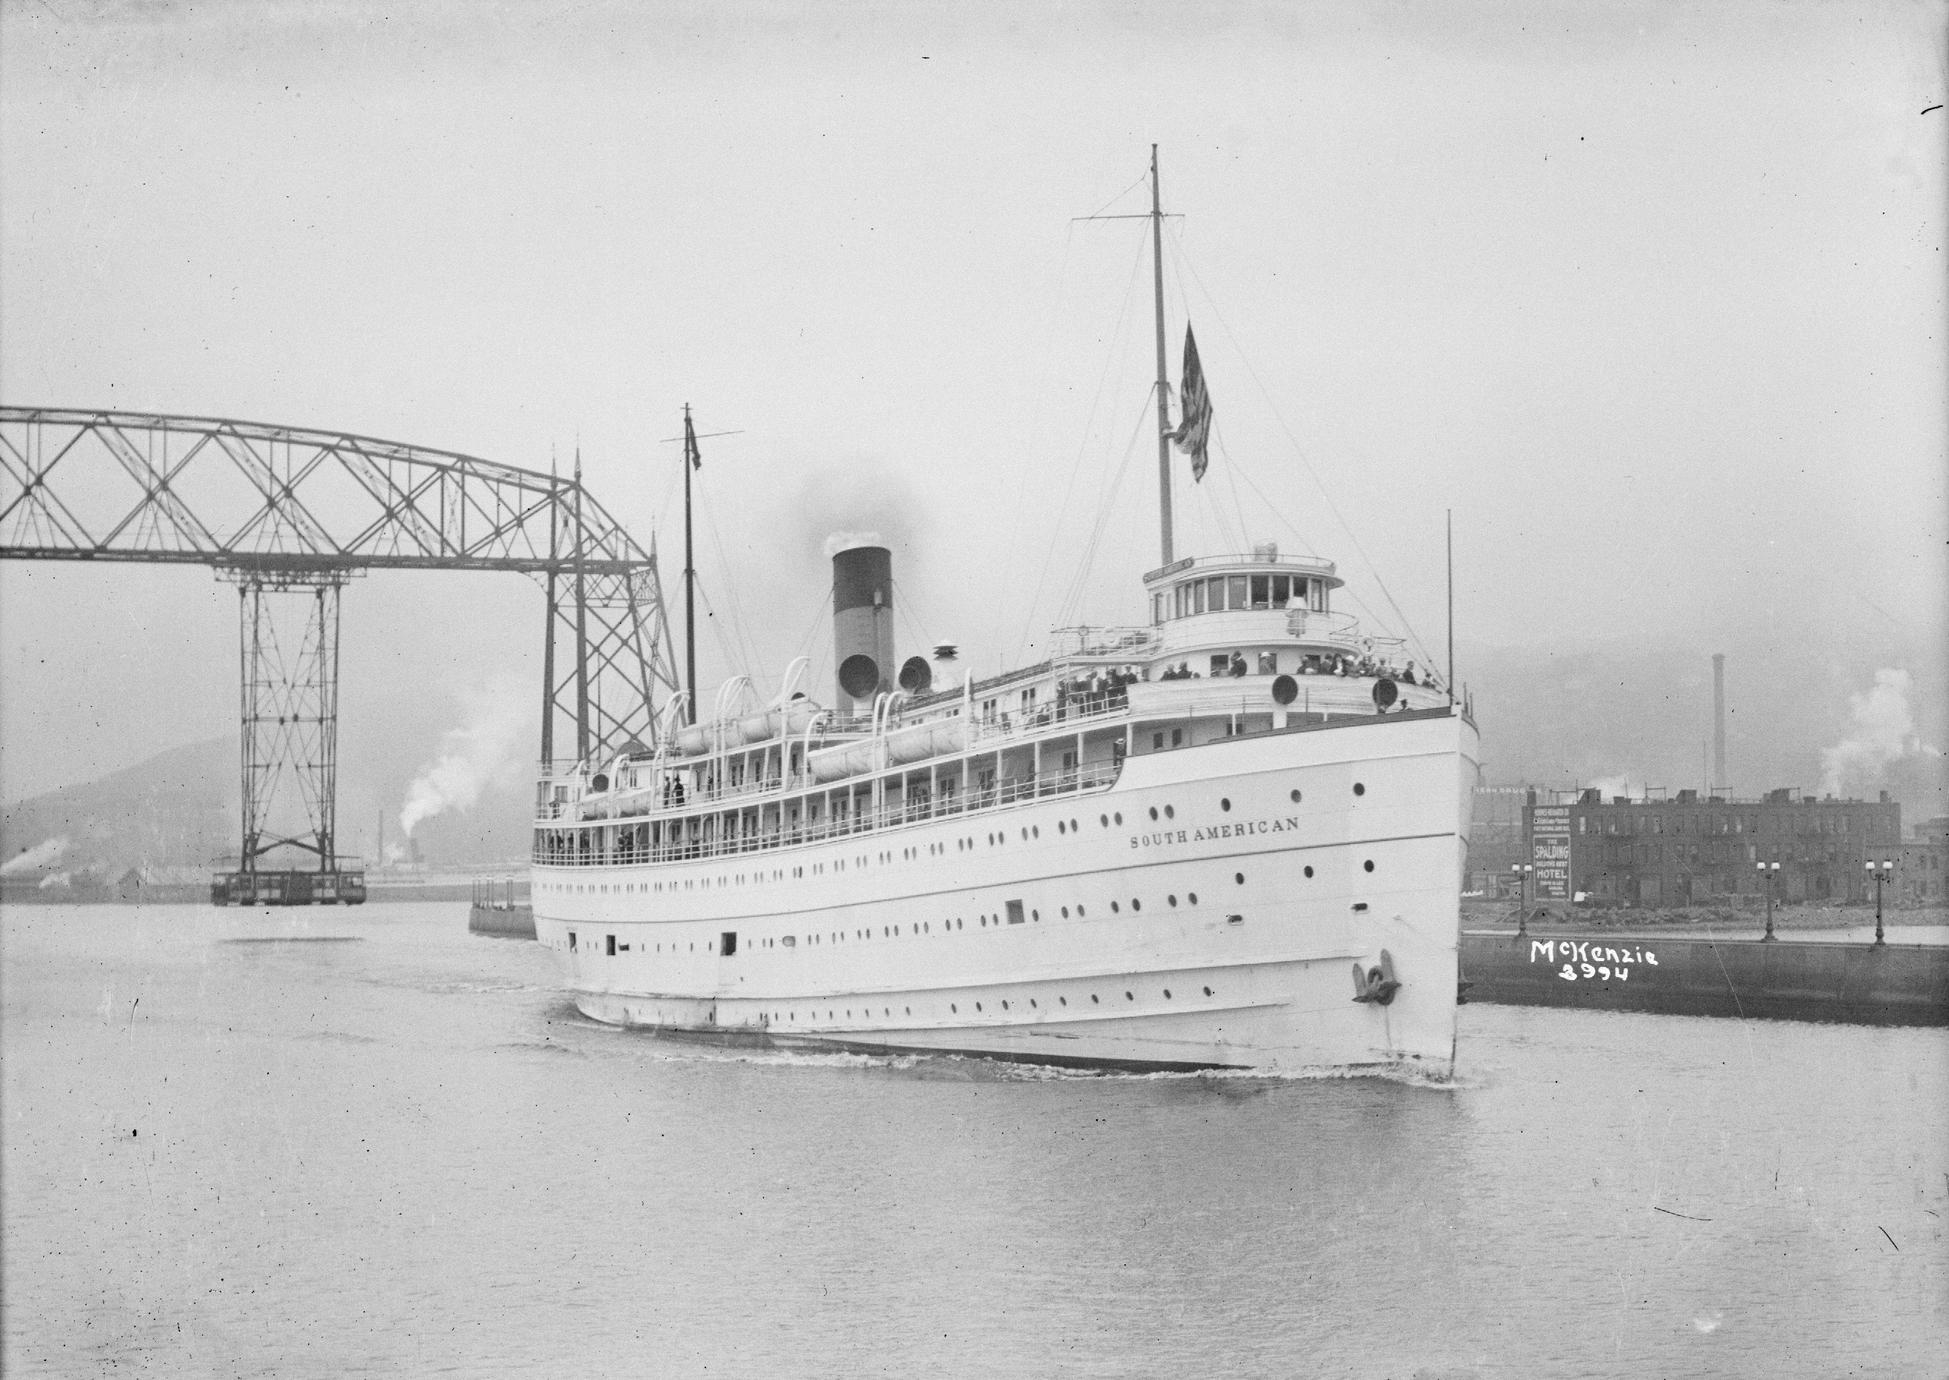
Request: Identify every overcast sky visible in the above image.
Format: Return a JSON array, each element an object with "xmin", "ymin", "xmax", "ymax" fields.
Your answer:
[{"xmin": 2, "ymin": 0, "xmax": 1944, "ymax": 810}]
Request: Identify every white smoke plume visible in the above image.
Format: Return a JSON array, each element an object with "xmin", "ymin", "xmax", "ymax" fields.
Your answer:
[
  {"xmin": 398, "ymin": 686, "xmax": 526, "ymax": 838},
  {"xmin": 823, "ymin": 530, "xmax": 884, "ymax": 559},
  {"xmin": 1820, "ymin": 668, "xmax": 1943, "ymax": 799},
  {"xmin": 1, "ymin": 836, "xmax": 69, "ymax": 877}
]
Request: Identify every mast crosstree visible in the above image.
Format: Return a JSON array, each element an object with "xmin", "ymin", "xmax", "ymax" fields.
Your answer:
[{"xmin": 1077, "ymin": 145, "xmax": 1190, "ymax": 568}]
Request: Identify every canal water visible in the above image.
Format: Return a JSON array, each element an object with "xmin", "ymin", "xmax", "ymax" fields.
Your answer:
[{"xmin": 5, "ymin": 902, "xmax": 1943, "ymax": 1378}]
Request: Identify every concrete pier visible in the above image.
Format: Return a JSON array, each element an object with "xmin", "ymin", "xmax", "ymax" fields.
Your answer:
[
  {"xmin": 467, "ymin": 876, "xmax": 535, "ymax": 939},
  {"xmin": 1460, "ymin": 930, "xmax": 1949, "ymax": 1026}
]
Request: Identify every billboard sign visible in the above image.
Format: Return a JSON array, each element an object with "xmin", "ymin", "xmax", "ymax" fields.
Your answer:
[{"xmin": 1531, "ymin": 805, "xmax": 1572, "ymax": 900}]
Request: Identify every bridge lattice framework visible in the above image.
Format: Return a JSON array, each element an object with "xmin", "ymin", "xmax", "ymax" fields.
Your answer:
[{"xmin": 0, "ymin": 406, "xmax": 677, "ymax": 879}]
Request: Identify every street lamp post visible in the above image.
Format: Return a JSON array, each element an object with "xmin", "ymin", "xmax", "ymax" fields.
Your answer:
[
  {"xmin": 1756, "ymin": 858, "xmax": 1781, "ymax": 941},
  {"xmin": 1514, "ymin": 862, "xmax": 1533, "ymax": 936},
  {"xmin": 1865, "ymin": 857, "xmax": 1894, "ymax": 946}
]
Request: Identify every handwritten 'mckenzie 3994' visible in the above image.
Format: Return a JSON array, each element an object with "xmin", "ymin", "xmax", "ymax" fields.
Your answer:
[
  {"xmin": 1528, "ymin": 938, "xmax": 1659, "ymax": 984},
  {"xmin": 1130, "ymin": 816, "xmax": 1302, "ymax": 850}
]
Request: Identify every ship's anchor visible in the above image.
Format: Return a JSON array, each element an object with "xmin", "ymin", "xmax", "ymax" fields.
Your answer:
[{"xmin": 1351, "ymin": 950, "xmax": 1401, "ymax": 1005}]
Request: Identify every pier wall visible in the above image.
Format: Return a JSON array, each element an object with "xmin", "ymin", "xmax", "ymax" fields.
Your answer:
[{"xmin": 1460, "ymin": 931, "xmax": 1949, "ymax": 1027}]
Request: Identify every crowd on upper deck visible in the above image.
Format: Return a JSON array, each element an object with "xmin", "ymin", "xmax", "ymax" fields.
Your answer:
[
  {"xmin": 1053, "ymin": 666, "xmax": 1140, "ymax": 717},
  {"xmin": 1156, "ymin": 651, "xmax": 1435, "ymax": 689}
]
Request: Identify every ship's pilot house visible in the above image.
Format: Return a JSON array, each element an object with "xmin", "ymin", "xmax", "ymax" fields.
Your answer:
[{"xmin": 1143, "ymin": 543, "xmax": 1374, "ymax": 680}]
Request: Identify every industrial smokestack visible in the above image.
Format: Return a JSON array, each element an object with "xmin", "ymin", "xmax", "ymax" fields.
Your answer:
[
  {"xmin": 832, "ymin": 544, "xmax": 894, "ymax": 711},
  {"xmin": 1712, "ymin": 652, "xmax": 1727, "ymax": 797}
]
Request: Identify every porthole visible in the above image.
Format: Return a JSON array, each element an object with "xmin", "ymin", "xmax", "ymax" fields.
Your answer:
[
  {"xmin": 1149, "ymin": 807, "xmax": 1159, "ymax": 821},
  {"xmin": 1033, "ymin": 826, "xmax": 1040, "ymax": 838},
  {"xmin": 1078, "ymin": 905, "xmax": 1086, "ymax": 918},
  {"xmin": 1090, "ymin": 994, "xmax": 1100, "ymax": 1004},
  {"xmin": 1131, "ymin": 898, "xmax": 1142, "ymax": 912},
  {"xmin": 951, "ymin": 1003, "xmax": 958, "ymax": 1013},
  {"xmin": 1000, "ymin": 1000, "xmax": 1009, "ymax": 1010},
  {"xmin": 1059, "ymin": 996, "xmax": 1068, "ymax": 1006},
  {"xmin": 1164, "ymin": 805, "xmax": 1175, "ymax": 819},
  {"xmin": 1354, "ymin": 782, "xmax": 1366, "ymax": 796},
  {"xmin": 1202, "ymin": 986, "xmax": 1213, "ymax": 997},
  {"xmin": 1032, "ymin": 909, "xmax": 1040, "ymax": 921},
  {"xmin": 1364, "ymin": 860, "xmax": 1375, "ymax": 873},
  {"xmin": 1100, "ymin": 814, "xmax": 1109, "ymax": 827},
  {"xmin": 1061, "ymin": 906, "xmax": 1070, "ymax": 918},
  {"xmin": 1058, "ymin": 821, "xmax": 1067, "ymax": 834},
  {"xmin": 1220, "ymin": 798, "xmax": 1231, "ymax": 812},
  {"xmin": 1304, "ymin": 865, "xmax": 1315, "ymax": 879},
  {"xmin": 1125, "ymin": 991, "xmax": 1135, "ymax": 1001},
  {"xmin": 1188, "ymin": 892, "xmax": 1198, "ymax": 904},
  {"xmin": 1029, "ymin": 998, "xmax": 1038, "ymax": 1008},
  {"xmin": 1168, "ymin": 894, "xmax": 1178, "ymax": 907},
  {"xmin": 1235, "ymin": 872, "xmax": 1245, "ymax": 885},
  {"xmin": 1163, "ymin": 989, "xmax": 1172, "ymax": 999},
  {"xmin": 905, "ymin": 1006, "xmax": 911, "ymax": 1015},
  {"xmin": 975, "ymin": 1002, "xmax": 983, "ymax": 1012},
  {"xmin": 1110, "ymin": 901, "xmax": 1120, "ymax": 913},
  {"xmin": 1114, "ymin": 812, "xmax": 1123, "ymax": 825}
]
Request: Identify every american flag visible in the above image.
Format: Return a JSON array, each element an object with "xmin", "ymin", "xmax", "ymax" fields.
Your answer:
[{"xmin": 1171, "ymin": 324, "xmax": 1213, "ymax": 481}]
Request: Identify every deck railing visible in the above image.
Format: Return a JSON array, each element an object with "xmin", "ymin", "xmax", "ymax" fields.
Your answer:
[{"xmin": 532, "ymin": 761, "xmax": 1123, "ymax": 867}]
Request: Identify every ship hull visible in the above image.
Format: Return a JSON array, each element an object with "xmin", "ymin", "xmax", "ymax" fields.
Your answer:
[{"xmin": 534, "ymin": 709, "xmax": 1477, "ymax": 1076}]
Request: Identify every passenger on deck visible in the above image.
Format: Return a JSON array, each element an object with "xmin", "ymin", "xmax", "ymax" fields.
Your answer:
[
  {"xmin": 1228, "ymin": 651, "xmax": 1247, "ymax": 678},
  {"xmin": 1403, "ymin": 661, "xmax": 1418, "ymax": 685}
]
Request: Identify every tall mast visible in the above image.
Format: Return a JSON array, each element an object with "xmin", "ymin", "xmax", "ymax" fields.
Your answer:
[
  {"xmin": 682, "ymin": 403, "xmax": 698, "ymax": 726},
  {"xmin": 1150, "ymin": 144, "xmax": 1174, "ymax": 567}
]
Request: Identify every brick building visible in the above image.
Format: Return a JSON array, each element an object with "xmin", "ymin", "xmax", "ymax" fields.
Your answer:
[
  {"xmin": 1522, "ymin": 787, "xmax": 1902, "ymax": 908},
  {"xmin": 1901, "ymin": 817, "xmax": 1948, "ymax": 904}
]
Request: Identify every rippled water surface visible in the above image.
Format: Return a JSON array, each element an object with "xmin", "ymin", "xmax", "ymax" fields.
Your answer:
[{"xmin": 5, "ymin": 902, "xmax": 1944, "ymax": 1378}]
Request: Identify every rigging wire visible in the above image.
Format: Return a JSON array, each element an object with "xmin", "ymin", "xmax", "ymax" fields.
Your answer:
[
  {"xmin": 1166, "ymin": 232, "xmax": 1442, "ymax": 671},
  {"xmin": 1011, "ymin": 225, "xmax": 1153, "ymax": 663},
  {"xmin": 782, "ymin": 580, "xmax": 836, "ymax": 696},
  {"xmin": 1053, "ymin": 389, "xmax": 1150, "ymax": 629},
  {"xmin": 698, "ymin": 491, "xmax": 766, "ymax": 684}
]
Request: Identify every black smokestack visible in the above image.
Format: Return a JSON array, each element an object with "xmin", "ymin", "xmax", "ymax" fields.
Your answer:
[
  {"xmin": 1713, "ymin": 652, "xmax": 1727, "ymax": 797},
  {"xmin": 833, "ymin": 545, "xmax": 894, "ymax": 711}
]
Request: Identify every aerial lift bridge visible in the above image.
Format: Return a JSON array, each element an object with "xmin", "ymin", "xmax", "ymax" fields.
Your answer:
[{"xmin": 0, "ymin": 407, "xmax": 678, "ymax": 904}]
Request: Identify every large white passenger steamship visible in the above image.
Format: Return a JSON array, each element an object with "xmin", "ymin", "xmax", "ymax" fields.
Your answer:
[{"xmin": 531, "ymin": 154, "xmax": 1479, "ymax": 1075}]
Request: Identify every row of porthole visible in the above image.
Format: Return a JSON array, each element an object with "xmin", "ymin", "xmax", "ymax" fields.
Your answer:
[
  {"xmin": 768, "ymin": 984, "xmax": 1219, "ymax": 1025},
  {"xmin": 589, "ymin": 877, "xmax": 1262, "ymax": 956},
  {"xmin": 549, "ymin": 846, "xmax": 1361, "ymax": 902}
]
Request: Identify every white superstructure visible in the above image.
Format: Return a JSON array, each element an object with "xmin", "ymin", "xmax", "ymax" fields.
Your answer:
[
  {"xmin": 533, "ymin": 150, "xmax": 1479, "ymax": 1075},
  {"xmin": 533, "ymin": 546, "xmax": 1479, "ymax": 1074}
]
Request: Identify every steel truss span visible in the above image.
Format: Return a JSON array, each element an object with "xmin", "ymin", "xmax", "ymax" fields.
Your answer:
[{"xmin": 0, "ymin": 406, "xmax": 679, "ymax": 892}]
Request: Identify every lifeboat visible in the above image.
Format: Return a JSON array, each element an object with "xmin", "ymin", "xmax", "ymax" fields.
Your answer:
[
  {"xmin": 886, "ymin": 717, "xmax": 966, "ymax": 764},
  {"xmin": 808, "ymin": 738, "xmax": 877, "ymax": 782}
]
